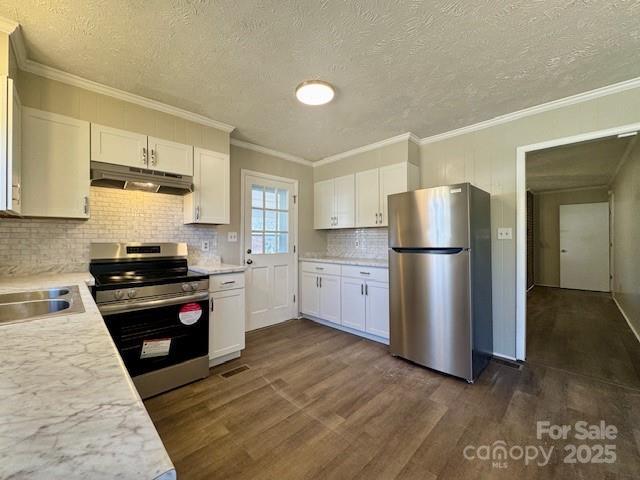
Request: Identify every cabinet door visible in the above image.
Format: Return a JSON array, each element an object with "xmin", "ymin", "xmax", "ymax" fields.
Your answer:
[
  {"xmin": 341, "ymin": 277, "xmax": 366, "ymax": 331},
  {"xmin": 334, "ymin": 174, "xmax": 355, "ymax": 228},
  {"xmin": 319, "ymin": 274, "xmax": 341, "ymax": 323},
  {"xmin": 148, "ymin": 136, "xmax": 194, "ymax": 176},
  {"xmin": 186, "ymin": 148, "xmax": 230, "ymax": 224},
  {"xmin": 365, "ymin": 280, "xmax": 389, "ymax": 338},
  {"xmin": 91, "ymin": 124, "xmax": 147, "ymax": 169},
  {"xmin": 6, "ymin": 79, "xmax": 21, "ymax": 214},
  {"xmin": 379, "ymin": 163, "xmax": 408, "ymax": 226},
  {"xmin": 300, "ymin": 272, "xmax": 320, "ymax": 317},
  {"xmin": 22, "ymin": 108, "xmax": 90, "ymax": 219},
  {"xmin": 210, "ymin": 289, "xmax": 246, "ymax": 360},
  {"xmin": 355, "ymin": 168, "xmax": 379, "ymax": 227},
  {"xmin": 314, "ymin": 179, "xmax": 334, "ymax": 229}
]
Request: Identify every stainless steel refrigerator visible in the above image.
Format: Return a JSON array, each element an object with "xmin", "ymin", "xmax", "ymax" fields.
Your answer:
[{"xmin": 388, "ymin": 183, "xmax": 493, "ymax": 382}]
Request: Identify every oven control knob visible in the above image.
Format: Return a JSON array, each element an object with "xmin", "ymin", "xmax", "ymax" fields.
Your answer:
[
  {"xmin": 182, "ymin": 283, "xmax": 192, "ymax": 292},
  {"xmin": 190, "ymin": 282, "xmax": 199, "ymax": 291},
  {"xmin": 114, "ymin": 290, "xmax": 124, "ymax": 300},
  {"xmin": 127, "ymin": 289, "xmax": 137, "ymax": 298}
]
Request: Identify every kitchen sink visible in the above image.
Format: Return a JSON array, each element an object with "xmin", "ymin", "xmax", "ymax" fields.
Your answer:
[{"xmin": 0, "ymin": 286, "xmax": 85, "ymax": 326}]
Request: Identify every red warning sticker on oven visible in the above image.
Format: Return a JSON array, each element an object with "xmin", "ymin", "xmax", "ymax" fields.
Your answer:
[{"xmin": 179, "ymin": 303, "xmax": 202, "ymax": 325}]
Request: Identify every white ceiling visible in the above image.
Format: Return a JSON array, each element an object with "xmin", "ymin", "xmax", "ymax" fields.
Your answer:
[
  {"xmin": 2, "ymin": 1, "xmax": 640, "ymax": 160},
  {"xmin": 526, "ymin": 135, "xmax": 634, "ymax": 192}
]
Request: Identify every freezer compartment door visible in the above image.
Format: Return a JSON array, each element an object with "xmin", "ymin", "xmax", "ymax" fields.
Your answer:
[
  {"xmin": 388, "ymin": 184, "xmax": 470, "ymax": 248},
  {"xmin": 389, "ymin": 248, "xmax": 472, "ymax": 380}
]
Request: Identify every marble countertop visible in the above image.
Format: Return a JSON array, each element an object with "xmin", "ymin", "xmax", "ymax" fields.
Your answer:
[
  {"xmin": 299, "ymin": 255, "xmax": 388, "ymax": 268},
  {"xmin": 190, "ymin": 263, "xmax": 247, "ymax": 274},
  {"xmin": 0, "ymin": 273, "xmax": 176, "ymax": 480}
]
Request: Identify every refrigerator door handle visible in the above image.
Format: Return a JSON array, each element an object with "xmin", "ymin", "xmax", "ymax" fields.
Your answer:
[{"xmin": 391, "ymin": 247, "xmax": 466, "ymax": 254}]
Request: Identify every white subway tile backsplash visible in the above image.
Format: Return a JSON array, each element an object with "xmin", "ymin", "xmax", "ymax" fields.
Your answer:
[
  {"xmin": 0, "ymin": 187, "xmax": 219, "ymax": 276},
  {"xmin": 326, "ymin": 228, "xmax": 388, "ymax": 259}
]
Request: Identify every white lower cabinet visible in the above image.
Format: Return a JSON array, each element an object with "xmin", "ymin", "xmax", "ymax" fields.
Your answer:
[
  {"xmin": 301, "ymin": 262, "xmax": 389, "ymax": 342},
  {"xmin": 300, "ymin": 266, "xmax": 341, "ymax": 324},
  {"xmin": 209, "ymin": 273, "xmax": 246, "ymax": 366}
]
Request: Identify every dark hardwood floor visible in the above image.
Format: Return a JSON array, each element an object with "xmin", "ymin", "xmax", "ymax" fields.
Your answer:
[{"xmin": 145, "ymin": 289, "xmax": 640, "ymax": 479}]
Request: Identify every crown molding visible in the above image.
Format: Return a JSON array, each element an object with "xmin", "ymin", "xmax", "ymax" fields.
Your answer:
[
  {"xmin": 532, "ymin": 184, "xmax": 609, "ymax": 195},
  {"xmin": 230, "ymin": 139, "xmax": 312, "ymax": 166},
  {"xmin": 3, "ymin": 16, "xmax": 235, "ymax": 133},
  {"xmin": 315, "ymin": 132, "xmax": 416, "ymax": 167},
  {"xmin": 419, "ymin": 76, "xmax": 640, "ymax": 146}
]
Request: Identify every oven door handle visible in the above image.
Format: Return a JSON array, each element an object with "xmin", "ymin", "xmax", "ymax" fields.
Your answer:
[{"xmin": 98, "ymin": 292, "xmax": 209, "ymax": 315}]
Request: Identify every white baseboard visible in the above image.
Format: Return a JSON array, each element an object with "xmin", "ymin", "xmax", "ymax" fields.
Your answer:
[
  {"xmin": 302, "ymin": 314, "xmax": 390, "ymax": 345},
  {"xmin": 492, "ymin": 352, "xmax": 518, "ymax": 362},
  {"xmin": 534, "ymin": 283, "xmax": 560, "ymax": 288},
  {"xmin": 612, "ymin": 294, "xmax": 640, "ymax": 345}
]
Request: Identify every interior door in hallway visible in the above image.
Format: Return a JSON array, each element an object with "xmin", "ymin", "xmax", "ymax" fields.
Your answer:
[
  {"xmin": 243, "ymin": 172, "xmax": 298, "ymax": 331},
  {"xmin": 560, "ymin": 202, "xmax": 610, "ymax": 292}
]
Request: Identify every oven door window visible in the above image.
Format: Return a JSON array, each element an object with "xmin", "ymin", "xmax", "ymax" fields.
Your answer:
[{"xmin": 104, "ymin": 300, "xmax": 209, "ymax": 376}]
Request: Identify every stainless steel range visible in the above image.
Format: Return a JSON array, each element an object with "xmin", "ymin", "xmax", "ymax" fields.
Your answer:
[{"xmin": 90, "ymin": 242, "xmax": 210, "ymax": 399}]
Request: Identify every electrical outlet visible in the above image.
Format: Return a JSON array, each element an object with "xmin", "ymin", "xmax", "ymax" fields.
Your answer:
[
  {"xmin": 201, "ymin": 240, "xmax": 210, "ymax": 251},
  {"xmin": 497, "ymin": 228, "xmax": 513, "ymax": 240},
  {"xmin": 227, "ymin": 232, "xmax": 238, "ymax": 242},
  {"xmin": 355, "ymin": 240, "xmax": 360, "ymax": 248}
]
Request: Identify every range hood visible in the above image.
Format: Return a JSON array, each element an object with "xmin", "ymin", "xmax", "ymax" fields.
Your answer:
[{"xmin": 90, "ymin": 162, "xmax": 193, "ymax": 195}]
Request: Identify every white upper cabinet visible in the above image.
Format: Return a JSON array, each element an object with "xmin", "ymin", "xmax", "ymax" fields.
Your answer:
[
  {"xmin": 91, "ymin": 126, "xmax": 193, "ymax": 176},
  {"xmin": 147, "ymin": 136, "xmax": 193, "ymax": 176},
  {"xmin": 22, "ymin": 108, "xmax": 90, "ymax": 219},
  {"xmin": 334, "ymin": 174, "xmax": 355, "ymax": 228},
  {"xmin": 355, "ymin": 168, "xmax": 379, "ymax": 228},
  {"xmin": 313, "ymin": 178, "xmax": 334, "ymax": 229},
  {"xmin": 1, "ymin": 77, "xmax": 21, "ymax": 215},
  {"xmin": 313, "ymin": 174, "xmax": 355, "ymax": 229},
  {"xmin": 356, "ymin": 162, "xmax": 420, "ymax": 228},
  {"xmin": 184, "ymin": 148, "xmax": 229, "ymax": 224},
  {"xmin": 91, "ymin": 124, "xmax": 148, "ymax": 169}
]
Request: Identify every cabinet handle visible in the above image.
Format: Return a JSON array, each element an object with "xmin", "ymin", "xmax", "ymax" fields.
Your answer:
[
  {"xmin": 151, "ymin": 148, "xmax": 157, "ymax": 166},
  {"xmin": 361, "ymin": 284, "xmax": 364, "ymax": 295},
  {"xmin": 365, "ymin": 284, "xmax": 368, "ymax": 296},
  {"xmin": 379, "ymin": 212, "xmax": 383, "ymax": 224},
  {"xmin": 320, "ymin": 277, "xmax": 322, "ymax": 288},
  {"xmin": 83, "ymin": 196, "xmax": 89, "ymax": 215},
  {"xmin": 359, "ymin": 271, "xmax": 370, "ymax": 275},
  {"xmin": 210, "ymin": 298, "xmax": 214, "ymax": 312},
  {"xmin": 375, "ymin": 212, "xmax": 378, "ymax": 224},
  {"xmin": 221, "ymin": 281, "xmax": 236, "ymax": 285},
  {"xmin": 142, "ymin": 147, "xmax": 148, "ymax": 165},
  {"xmin": 316, "ymin": 276, "xmax": 319, "ymax": 287},
  {"xmin": 11, "ymin": 183, "xmax": 20, "ymax": 203},
  {"xmin": 196, "ymin": 206, "xmax": 200, "ymax": 220}
]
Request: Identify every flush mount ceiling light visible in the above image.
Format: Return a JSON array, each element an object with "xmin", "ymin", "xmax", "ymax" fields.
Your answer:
[{"xmin": 295, "ymin": 80, "xmax": 335, "ymax": 106}]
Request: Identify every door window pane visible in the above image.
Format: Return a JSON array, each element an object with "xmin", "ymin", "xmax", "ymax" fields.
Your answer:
[
  {"xmin": 252, "ymin": 186, "xmax": 263, "ymax": 208},
  {"xmin": 264, "ymin": 210, "xmax": 277, "ymax": 231},
  {"xmin": 251, "ymin": 208, "xmax": 264, "ymax": 231},
  {"xmin": 265, "ymin": 187, "xmax": 277, "ymax": 209},
  {"xmin": 251, "ymin": 234, "xmax": 263, "ymax": 254},
  {"xmin": 277, "ymin": 234, "xmax": 288, "ymax": 253},
  {"xmin": 277, "ymin": 190, "xmax": 288, "ymax": 210},
  {"xmin": 264, "ymin": 234, "xmax": 276, "ymax": 254},
  {"xmin": 277, "ymin": 211, "xmax": 288, "ymax": 232}
]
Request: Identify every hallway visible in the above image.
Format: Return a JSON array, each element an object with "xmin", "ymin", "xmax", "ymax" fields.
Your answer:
[{"xmin": 527, "ymin": 286, "xmax": 640, "ymax": 390}]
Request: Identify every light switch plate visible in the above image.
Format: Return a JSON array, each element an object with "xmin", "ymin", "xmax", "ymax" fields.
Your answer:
[
  {"xmin": 497, "ymin": 228, "xmax": 513, "ymax": 240},
  {"xmin": 227, "ymin": 232, "xmax": 238, "ymax": 242},
  {"xmin": 201, "ymin": 240, "xmax": 210, "ymax": 251}
]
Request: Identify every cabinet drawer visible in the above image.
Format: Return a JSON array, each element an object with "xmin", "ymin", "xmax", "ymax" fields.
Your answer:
[
  {"xmin": 300, "ymin": 262, "xmax": 341, "ymax": 276},
  {"xmin": 210, "ymin": 273, "xmax": 245, "ymax": 292},
  {"xmin": 341, "ymin": 265, "xmax": 388, "ymax": 283}
]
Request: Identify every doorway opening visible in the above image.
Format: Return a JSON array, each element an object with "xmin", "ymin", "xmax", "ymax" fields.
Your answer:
[{"xmin": 518, "ymin": 130, "xmax": 640, "ymax": 388}]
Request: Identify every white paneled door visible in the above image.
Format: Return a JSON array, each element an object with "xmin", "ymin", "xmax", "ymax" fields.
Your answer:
[
  {"xmin": 243, "ymin": 172, "xmax": 298, "ymax": 331},
  {"xmin": 559, "ymin": 202, "xmax": 610, "ymax": 292}
]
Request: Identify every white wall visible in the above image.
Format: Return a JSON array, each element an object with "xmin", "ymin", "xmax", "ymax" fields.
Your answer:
[
  {"xmin": 420, "ymin": 86, "xmax": 640, "ymax": 358},
  {"xmin": 612, "ymin": 140, "xmax": 640, "ymax": 337}
]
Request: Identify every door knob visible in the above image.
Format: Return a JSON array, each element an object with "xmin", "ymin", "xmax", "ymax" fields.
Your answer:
[
  {"xmin": 246, "ymin": 259, "xmax": 253, "ymax": 265},
  {"xmin": 246, "ymin": 248, "xmax": 252, "ymax": 254},
  {"xmin": 561, "ymin": 249, "xmax": 567, "ymax": 253}
]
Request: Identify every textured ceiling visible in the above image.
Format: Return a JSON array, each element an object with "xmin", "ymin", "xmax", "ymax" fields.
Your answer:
[
  {"xmin": 2, "ymin": 1, "xmax": 640, "ymax": 160},
  {"xmin": 526, "ymin": 135, "xmax": 633, "ymax": 192}
]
